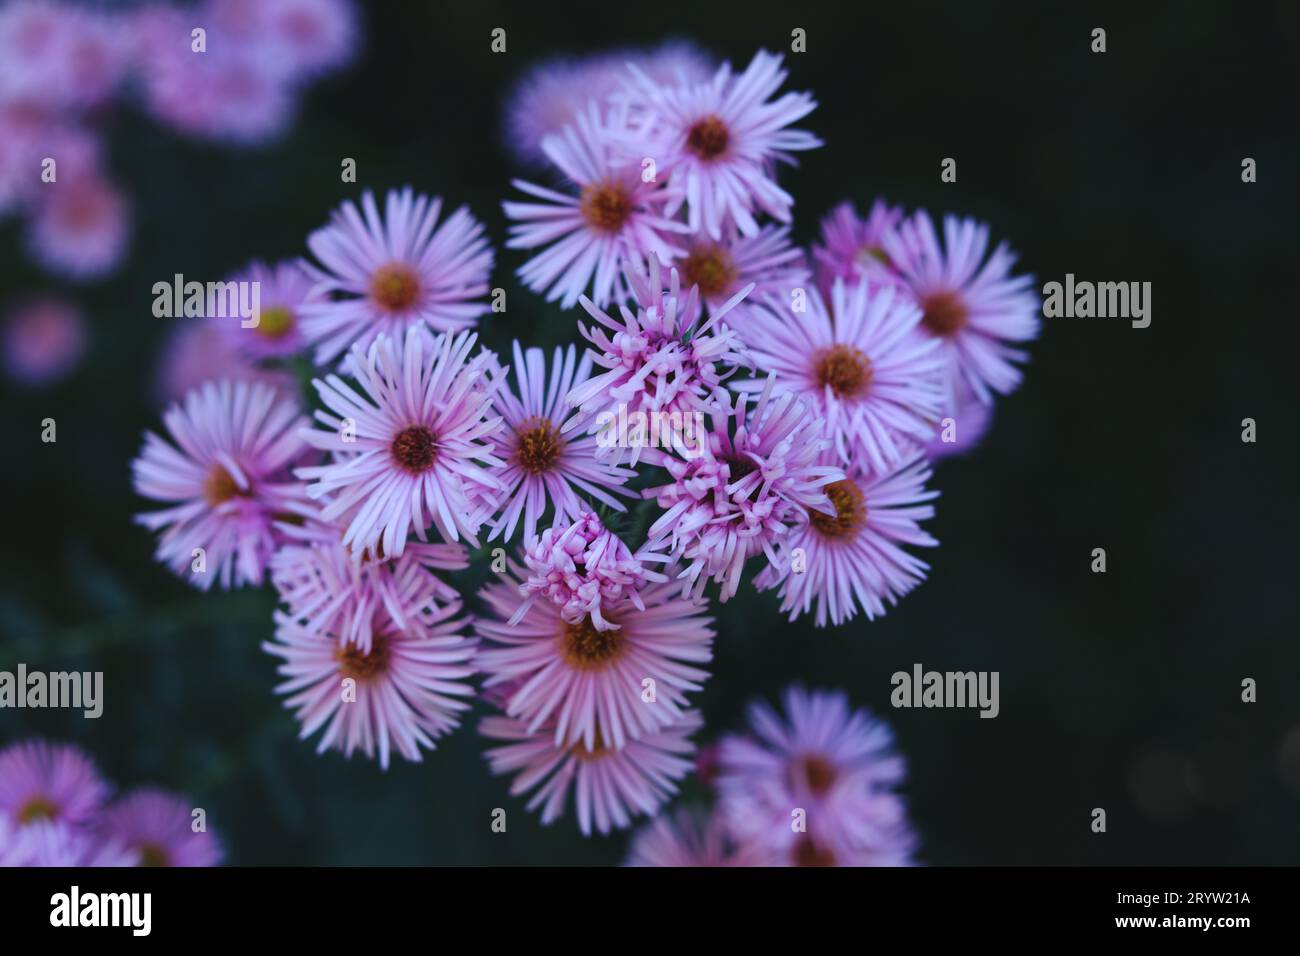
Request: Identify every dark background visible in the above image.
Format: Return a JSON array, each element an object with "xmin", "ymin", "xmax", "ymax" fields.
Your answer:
[{"xmin": 1, "ymin": 0, "xmax": 1296, "ymax": 865}]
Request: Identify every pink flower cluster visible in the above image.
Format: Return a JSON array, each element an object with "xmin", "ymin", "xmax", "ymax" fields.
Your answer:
[
  {"xmin": 0, "ymin": 0, "xmax": 358, "ymax": 279},
  {"xmin": 127, "ymin": 43, "xmax": 1041, "ymax": 859},
  {"xmin": 0, "ymin": 739, "xmax": 222, "ymax": 867}
]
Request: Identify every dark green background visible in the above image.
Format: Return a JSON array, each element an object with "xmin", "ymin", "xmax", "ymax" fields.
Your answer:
[{"xmin": 2, "ymin": 1, "xmax": 1296, "ymax": 865}]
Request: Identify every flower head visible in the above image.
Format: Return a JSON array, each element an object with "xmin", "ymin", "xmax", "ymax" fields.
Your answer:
[
  {"xmin": 26, "ymin": 173, "xmax": 129, "ymax": 280},
  {"xmin": 626, "ymin": 49, "xmax": 821, "ymax": 239},
  {"xmin": 219, "ymin": 259, "xmax": 321, "ymax": 360},
  {"xmin": 754, "ymin": 452, "xmax": 938, "ymax": 627},
  {"xmin": 100, "ymin": 788, "xmax": 224, "ymax": 867},
  {"xmin": 504, "ymin": 102, "xmax": 687, "ymax": 308},
  {"xmin": 263, "ymin": 597, "xmax": 477, "ymax": 769},
  {"xmin": 297, "ymin": 327, "xmax": 505, "ymax": 557},
  {"xmin": 486, "ymin": 342, "xmax": 636, "ymax": 543},
  {"xmin": 716, "ymin": 686, "xmax": 917, "ymax": 866},
  {"xmin": 672, "ymin": 224, "xmax": 809, "ymax": 327},
  {"xmin": 504, "ymin": 41, "xmax": 713, "ymax": 167},
  {"xmin": 511, "ymin": 511, "xmax": 667, "ymax": 631},
  {"xmin": 737, "ymin": 279, "xmax": 945, "ymax": 474},
  {"xmin": 0, "ymin": 740, "xmax": 108, "ymax": 830},
  {"xmin": 134, "ymin": 380, "xmax": 311, "ymax": 590},
  {"xmin": 2, "ymin": 295, "xmax": 86, "ymax": 387},
  {"xmin": 812, "ymin": 198, "xmax": 906, "ymax": 296},
  {"xmin": 476, "ymin": 558, "xmax": 713, "ymax": 752},
  {"xmin": 480, "ymin": 708, "xmax": 702, "ymax": 836},
  {"xmin": 271, "ymin": 508, "xmax": 468, "ymax": 654},
  {"xmin": 625, "ymin": 805, "xmax": 769, "ymax": 866},
  {"xmin": 644, "ymin": 380, "xmax": 843, "ymax": 601},
  {"xmin": 301, "ymin": 188, "xmax": 494, "ymax": 364},
  {"xmin": 567, "ymin": 254, "xmax": 753, "ymax": 453},
  {"xmin": 884, "ymin": 211, "xmax": 1040, "ymax": 405}
]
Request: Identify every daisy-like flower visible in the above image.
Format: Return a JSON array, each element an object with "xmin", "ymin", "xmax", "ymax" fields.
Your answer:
[
  {"xmin": 736, "ymin": 279, "xmax": 944, "ymax": 475},
  {"xmin": 0, "ymin": 740, "xmax": 109, "ymax": 830},
  {"xmin": 504, "ymin": 41, "xmax": 713, "ymax": 167},
  {"xmin": 100, "ymin": 788, "xmax": 224, "ymax": 867},
  {"xmin": 219, "ymin": 259, "xmax": 322, "ymax": 360},
  {"xmin": 511, "ymin": 510, "xmax": 667, "ymax": 631},
  {"xmin": 672, "ymin": 224, "xmax": 810, "ymax": 328},
  {"xmin": 154, "ymin": 320, "xmax": 296, "ymax": 406},
  {"xmin": 503, "ymin": 101, "xmax": 688, "ymax": 309},
  {"xmin": 626, "ymin": 49, "xmax": 821, "ymax": 239},
  {"xmin": 716, "ymin": 686, "xmax": 917, "ymax": 867},
  {"xmin": 271, "ymin": 509, "xmax": 467, "ymax": 653},
  {"xmin": 297, "ymin": 328, "xmax": 505, "ymax": 558},
  {"xmin": 812, "ymin": 198, "xmax": 906, "ymax": 296},
  {"xmin": 300, "ymin": 187, "xmax": 494, "ymax": 364},
  {"xmin": 625, "ymin": 805, "xmax": 769, "ymax": 866},
  {"xmin": 643, "ymin": 380, "xmax": 843, "ymax": 601},
  {"xmin": 476, "ymin": 560, "xmax": 713, "ymax": 751},
  {"xmin": 486, "ymin": 342, "xmax": 636, "ymax": 543},
  {"xmin": 567, "ymin": 255, "xmax": 753, "ymax": 456},
  {"xmin": 134, "ymin": 380, "xmax": 311, "ymax": 590},
  {"xmin": 884, "ymin": 210, "xmax": 1040, "ymax": 405},
  {"xmin": 2, "ymin": 820, "xmax": 137, "ymax": 867},
  {"xmin": 480, "ymin": 708, "xmax": 702, "ymax": 836},
  {"xmin": 26, "ymin": 174, "xmax": 129, "ymax": 280},
  {"xmin": 2, "ymin": 295, "xmax": 86, "ymax": 387},
  {"xmin": 754, "ymin": 452, "xmax": 938, "ymax": 627},
  {"xmin": 263, "ymin": 597, "xmax": 477, "ymax": 770}
]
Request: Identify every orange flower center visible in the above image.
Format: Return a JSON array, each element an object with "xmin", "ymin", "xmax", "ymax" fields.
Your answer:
[
  {"xmin": 391, "ymin": 425, "xmax": 437, "ymax": 473},
  {"xmin": 686, "ymin": 115, "xmax": 730, "ymax": 161},
  {"xmin": 514, "ymin": 417, "xmax": 562, "ymax": 474},
  {"xmin": 579, "ymin": 181, "xmax": 633, "ymax": 233},
  {"xmin": 202, "ymin": 465, "xmax": 247, "ymax": 506},
  {"xmin": 334, "ymin": 632, "xmax": 391, "ymax": 682},
  {"xmin": 370, "ymin": 263, "xmax": 421, "ymax": 312},
  {"xmin": 809, "ymin": 479, "xmax": 867, "ymax": 540},
  {"xmin": 814, "ymin": 344, "xmax": 872, "ymax": 399},
  {"xmin": 561, "ymin": 616, "xmax": 625, "ymax": 670},
  {"xmin": 921, "ymin": 290, "xmax": 968, "ymax": 337},
  {"xmin": 679, "ymin": 243, "xmax": 738, "ymax": 298}
]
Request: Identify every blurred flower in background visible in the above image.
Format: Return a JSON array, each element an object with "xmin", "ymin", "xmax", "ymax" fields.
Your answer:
[
  {"xmin": 0, "ymin": 739, "xmax": 222, "ymax": 867},
  {"xmin": 1, "ymin": 294, "xmax": 86, "ymax": 386}
]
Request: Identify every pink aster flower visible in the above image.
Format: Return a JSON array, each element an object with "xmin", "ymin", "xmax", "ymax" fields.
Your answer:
[
  {"xmin": 209, "ymin": 0, "xmax": 358, "ymax": 79},
  {"xmin": 0, "ymin": 740, "xmax": 109, "ymax": 830},
  {"xmin": 133, "ymin": 380, "xmax": 312, "ymax": 590},
  {"xmin": 297, "ymin": 328, "xmax": 505, "ymax": 558},
  {"xmin": 100, "ymin": 788, "xmax": 224, "ymax": 867},
  {"xmin": 736, "ymin": 278, "xmax": 945, "ymax": 475},
  {"xmin": 486, "ymin": 342, "xmax": 636, "ymax": 543},
  {"xmin": 134, "ymin": 8, "xmax": 295, "ymax": 145},
  {"xmin": 510, "ymin": 510, "xmax": 667, "ymax": 631},
  {"xmin": 643, "ymin": 381, "xmax": 843, "ymax": 601},
  {"xmin": 716, "ymin": 686, "xmax": 917, "ymax": 867},
  {"xmin": 503, "ymin": 101, "xmax": 688, "ymax": 308},
  {"xmin": 153, "ymin": 321, "xmax": 296, "ymax": 406},
  {"xmin": 625, "ymin": 805, "xmax": 770, "ymax": 866},
  {"xmin": 480, "ymin": 708, "xmax": 702, "ymax": 836},
  {"xmin": 219, "ymin": 259, "xmax": 321, "ymax": 360},
  {"xmin": 626, "ymin": 49, "xmax": 821, "ymax": 239},
  {"xmin": 271, "ymin": 509, "xmax": 467, "ymax": 654},
  {"xmin": 476, "ymin": 558, "xmax": 714, "ymax": 752},
  {"xmin": 26, "ymin": 173, "xmax": 130, "ymax": 280},
  {"xmin": 503, "ymin": 41, "xmax": 713, "ymax": 167},
  {"xmin": 300, "ymin": 187, "xmax": 494, "ymax": 365},
  {"xmin": 672, "ymin": 224, "xmax": 809, "ymax": 328},
  {"xmin": 884, "ymin": 210, "xmax": 1040, "ymax": 405},
  {"xmin": 566, "ymin": 254, "xmax": 754, "ymax": 456},
  {"xmin": 2, "ymin": 295, "xmax": 86, "ymax": 387},
  {"xmin": 812, "ymin": 198, "xmax": 906, "ymax": 296},
  {"xmin": 754, "ymin": 452, "xmax": 938, "ymax": 627},
  {"xmin": 2, "ymin": 820, "xmax": 137, "ymax": 867},
  {"xmin": 263, "ymin": 596, "xmax": 477, "ymax": 769}
]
